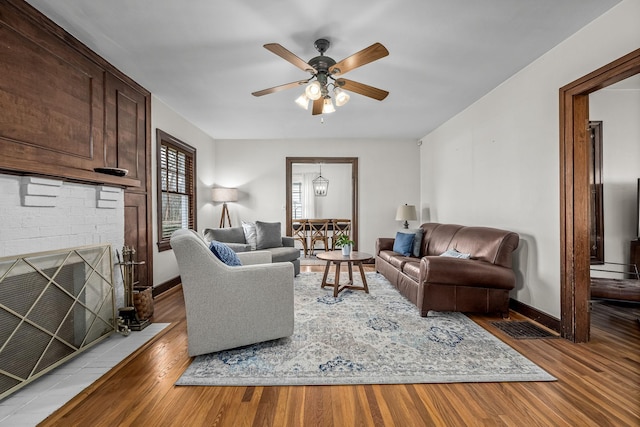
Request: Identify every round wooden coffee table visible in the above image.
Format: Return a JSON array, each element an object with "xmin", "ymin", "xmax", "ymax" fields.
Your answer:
[{"xmin": 316, "ymin": 251, "xmax": 373, "ymax": 297}]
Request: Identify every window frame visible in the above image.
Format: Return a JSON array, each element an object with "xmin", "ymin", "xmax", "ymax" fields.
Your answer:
[
  {"xmin": 156, "ymin": 129, "xmax": 197, "ymax": 252},
  {"xmin": 291, "ymin": 181, "xmax": 303, "ymax": 219}
]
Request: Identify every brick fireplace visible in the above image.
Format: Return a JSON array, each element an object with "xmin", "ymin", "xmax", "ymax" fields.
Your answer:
[{"xmin": 0, "ymin": 173, "xmax": 125, "ymax": 306}]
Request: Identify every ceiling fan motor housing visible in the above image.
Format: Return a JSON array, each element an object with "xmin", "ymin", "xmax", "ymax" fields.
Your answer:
[{"xmin": 314, "ymin": 38, "xmax": 330, "ymax": 55}]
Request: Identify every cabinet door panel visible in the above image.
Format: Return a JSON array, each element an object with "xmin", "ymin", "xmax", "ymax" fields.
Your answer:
[
  {"xmin": 105, "ymin": 73, "xmax": 148, "ymax": 189},
  {"xmin": 0, "ymin": 22, "xmax": 105, "ymax": 169},
  {"xmin": 125, "ymin": 191, "xmax": 151, "ymax": 288}
]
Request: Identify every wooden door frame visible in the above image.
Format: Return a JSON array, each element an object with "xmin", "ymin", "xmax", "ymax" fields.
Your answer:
[
  {"xmin": 286, "ymin": 157, "xmax": 359, "ymax": 250},
  {"xmin": 559, "ymin": 48, "xmax": 640, "ymax": 342}
]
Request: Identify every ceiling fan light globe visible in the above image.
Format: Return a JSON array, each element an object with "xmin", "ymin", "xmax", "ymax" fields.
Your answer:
[
  {"xmin": 334, "ymin": 88, "xmax": 350, "ymax": 107},
  {"xmin": 322, "ymin": 97, "xmax": 336, "ymax": 114},
  {"xmin": 305, "ymin": 81, "xmax": 322, "ymax": 100},
  {"xmin": 295, "ymin": 93, "xmax": 310, "ymax": 110}
]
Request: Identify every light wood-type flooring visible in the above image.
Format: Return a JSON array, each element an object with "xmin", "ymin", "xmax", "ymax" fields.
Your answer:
[{"xmin": 41, "ymin": 265, "xmax": 640, "ymax": 426}]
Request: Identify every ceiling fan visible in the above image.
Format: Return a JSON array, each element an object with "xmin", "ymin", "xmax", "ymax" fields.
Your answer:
[{"xmin": 252, "ymin": 38, "xmax": 389, "ymax": 115}]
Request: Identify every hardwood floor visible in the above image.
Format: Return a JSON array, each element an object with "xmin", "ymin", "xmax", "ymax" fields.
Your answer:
[{"xmin": 41, "ymin": 266, "xmax": 640, "ymax": 426}]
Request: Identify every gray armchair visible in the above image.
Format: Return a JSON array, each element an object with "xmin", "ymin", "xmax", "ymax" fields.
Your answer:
[{"xmin": 170, "ymin": 229, "xmax": 294, "ymax": 357}]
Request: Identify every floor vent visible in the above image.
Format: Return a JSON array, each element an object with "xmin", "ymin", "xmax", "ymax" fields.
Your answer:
[{"xmin": 491, "ymin": 321, "xmax": 558, "ymax": 339}]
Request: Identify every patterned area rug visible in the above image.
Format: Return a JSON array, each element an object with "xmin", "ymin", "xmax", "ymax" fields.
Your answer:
[{"xmin": 176, "ymin": 272, "xmax": 555, "ymax": 386}]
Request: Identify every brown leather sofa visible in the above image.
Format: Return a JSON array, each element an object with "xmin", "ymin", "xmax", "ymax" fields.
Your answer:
[{"xmin": 376, "ymin": 223, "xmax": 519, "ymax": 317}]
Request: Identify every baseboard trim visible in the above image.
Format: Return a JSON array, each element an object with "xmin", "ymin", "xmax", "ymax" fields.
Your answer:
[
  {"xmin": 509, "ymin": 298, "xmax": 561, "ymax": 333},
  {"xmin": 153, "ymin": 276, "xmax": 181, "ymax": 298}
]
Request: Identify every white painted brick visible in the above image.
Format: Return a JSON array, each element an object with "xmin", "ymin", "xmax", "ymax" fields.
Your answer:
[
  {"xmin": 23, "ymin": 177, "xmax": 63, "ymax": 187},
  {"xmin": 23, "ymin": 183, "xmax": 61, "ymax": 197},
  {"xmin": 100, "ymin": 186, "xmax": 120, "ymax": 193},
  {"xmin": 1, "ymin": 173, "xmax": 124, "ymax": 262},
  {"xmin": 97, "ymin": 199, "xmax": 118, "ymax": 209},
  {"xmin": 98, "ymin": 190, "xmax": 120, "ymax": 201},
  {"xmin": 22, "ymin": 195, "xmax": 57, "ymax": 207}
]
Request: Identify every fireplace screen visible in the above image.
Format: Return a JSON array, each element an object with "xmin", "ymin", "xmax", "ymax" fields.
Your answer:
[{"xmin": 0, "ymin": 244, "xmax": 116, "ymax": 399}]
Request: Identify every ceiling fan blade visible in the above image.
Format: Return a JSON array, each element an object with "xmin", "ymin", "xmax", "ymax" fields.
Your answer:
[
  {"xmin": 312, "ymin": 97, "xmax": 323, "ymax": 115},
  {"xmin": 252, "ymin": 80, "xmax": 309, "ymax": 97},
  {"xmin": 329, "ymin": 42, "xmax": 389, "ymax": 75},
  {"xmin": 264, "ymin": 43, "xmax": 317, "ymax": 74},
  {"xmin": 338, "ymin": 79, "xmax": 389, "ymax": 101}
]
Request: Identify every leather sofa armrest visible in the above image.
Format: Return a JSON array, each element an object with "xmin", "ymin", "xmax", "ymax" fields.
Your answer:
[
  {"xmin": 420, "ymin": 256, "xmax": 515, "ymax": 290},
  {"xmin": 376, "ymin": 238, "xmax": 395, "ymax": 255},
  {"xmin": 282, "ymin": 236, "xmax": 295, "ymax": 247}
]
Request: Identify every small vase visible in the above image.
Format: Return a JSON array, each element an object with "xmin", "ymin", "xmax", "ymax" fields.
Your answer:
[{"xmin": 341, "ymin": 245, "xmax": 351, "ymax": 256}]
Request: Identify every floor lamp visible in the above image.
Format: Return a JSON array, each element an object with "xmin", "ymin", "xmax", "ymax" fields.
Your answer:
[{"xmin": 212, "ymin": 187, "xmax": 238, "ymax": 228}]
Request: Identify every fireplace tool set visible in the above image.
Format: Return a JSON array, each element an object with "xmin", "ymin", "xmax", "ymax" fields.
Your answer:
[{"xmin": 116, "ymin": 246, "xmax": 152, "ymax": 333}]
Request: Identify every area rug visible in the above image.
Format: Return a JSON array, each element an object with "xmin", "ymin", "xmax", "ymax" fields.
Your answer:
[
  {"xmin": 176, "ymin": 273, "xmax": 555, "ymax": 386},
  {"xmin": 298, "ymin": 253, "xmax": 327, "ymax": 266}
]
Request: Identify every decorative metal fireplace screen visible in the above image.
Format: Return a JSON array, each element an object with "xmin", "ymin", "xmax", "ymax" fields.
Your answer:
[{"xmin": 0, "ymin": 244, "xmax": 116, "ymax": 400}]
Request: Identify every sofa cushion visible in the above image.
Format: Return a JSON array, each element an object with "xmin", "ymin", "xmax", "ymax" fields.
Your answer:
[
  {"xmin": 223, "ymin": 242, "xmax": 252, "ymax": 253},
  {"xmin": 377, "ymin": 250, "xmax": 397, "ymax": 263},
  {"xmin": 268, "ymin": 246, "xmax": 300, "ymax": 263},
  {"xmin": 205, "ymin": 227, "xmax": 246, "ymax": 244},
  {"xmin": 393, "ymin": 232, "xmax": 415, "ymax": 256},
  {"xmin": 255, "ymin": 221, "xmax": 284, "ymax": 249},
  {"xmin": 242, "ymin": 221, "xmax": 258, "ymax": 250},
  {"xmin": 402, "ymin": 261, "xmax": 421, "ymax": 281},
  {"xmin": 389, "ymin": 255, "xmax": 416, "ymax": 270},
  {"xmin": 209, "ymin": 241, "xmax": 242, "ymax": 266}
]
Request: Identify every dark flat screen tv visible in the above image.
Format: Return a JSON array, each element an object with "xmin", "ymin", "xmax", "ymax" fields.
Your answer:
[{"xmin": 637, "ymin": 178, "xmax": 640, "ymax": 239}]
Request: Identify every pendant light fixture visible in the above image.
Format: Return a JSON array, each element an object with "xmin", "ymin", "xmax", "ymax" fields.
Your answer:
[{"xmin": 313, "ymin": 164, "xmax": 329, "ymax": 196}]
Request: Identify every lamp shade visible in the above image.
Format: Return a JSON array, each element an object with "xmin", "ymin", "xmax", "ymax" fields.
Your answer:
[
  {"xmin": 395, "ymin": 204, "xmax": 417, "ymax": 221},
  {"xmin": 212, "ymin": 187, "xmax": 238, "ymax": 203}
]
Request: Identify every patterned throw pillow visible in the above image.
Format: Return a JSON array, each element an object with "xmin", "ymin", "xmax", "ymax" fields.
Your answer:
[{"xmin": 209, "ymin": 240, "xmax": 242, "ymax": 266}]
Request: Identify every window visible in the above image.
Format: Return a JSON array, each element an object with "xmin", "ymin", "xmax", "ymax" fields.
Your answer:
[
  {"xmin": 292, "ymin": 181, "xmax": 302, "ymax": 219},
  {"xmin": 156, "ymin": 129, "xmax": 196, "ymax": 251}
]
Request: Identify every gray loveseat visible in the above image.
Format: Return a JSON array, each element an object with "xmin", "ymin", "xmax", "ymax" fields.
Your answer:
[{"xmin": 203, "ymin": 221, "xmax": 300, "ymax": 276}]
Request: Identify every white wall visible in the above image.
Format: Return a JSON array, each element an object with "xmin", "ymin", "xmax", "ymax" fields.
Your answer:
[
  {"xmin": 589, "ymin": 82, "xmax": 640, "ymax": 277},
  {"xmin": 151, "ymin": 95, "xmax": 216, "ymax": 287},
  {"xmin": 420, "ymin": 0, "xmax": 640, "ymax": 318},
  {"xmin": 213, "ymin": 138, "xmax": 421, "ymax": 253}
]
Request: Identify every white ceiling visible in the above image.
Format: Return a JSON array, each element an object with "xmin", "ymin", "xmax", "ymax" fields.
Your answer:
[{"xmin": 25, "ymin": 0, "xmax": 621, "ymax": 140}]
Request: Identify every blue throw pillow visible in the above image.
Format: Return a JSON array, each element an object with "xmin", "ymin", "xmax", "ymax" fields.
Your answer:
[
  {"xmin": 393, "ymin": 232, "xmax": 415, "ymax": 257},
  {"xmin": 209, "ymin": 240, "xmax": 242, "ymax": 266},
  {"xmin": 398, "ymin": 228, "xmax": 423, "ymax": 257}
]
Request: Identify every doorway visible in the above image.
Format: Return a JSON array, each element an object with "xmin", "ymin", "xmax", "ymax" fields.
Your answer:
[
  {"xmin": 285, "ymin": 157, "xmax": 359, "ymax": 250},
  {"xmin": 559, "ymin": 48, "xmax": 640, "ymax": 342}
]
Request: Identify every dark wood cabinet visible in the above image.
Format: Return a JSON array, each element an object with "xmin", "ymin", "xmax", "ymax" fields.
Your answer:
[
  {"xmin": 1, "ymin": 0, "xmax": 152, "ymax": 285},
  {"xmin": 0, "ymin": 0, "xmax": 148, "ymax": 188},
  {"xmin": 105, "ymin": 73, "xmax": 149, "ymax": 189}
]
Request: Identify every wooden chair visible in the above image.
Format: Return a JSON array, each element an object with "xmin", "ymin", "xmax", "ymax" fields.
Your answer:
[
  {"xmin": 308, "ymin": 219, "xmax": 330, "ymax": 255},
  {"xmin": 292, "ymin": 219, "xmax": 309, "ymax": 257},
  {"xmin": 331, "ymin": 219, "xmax": 352, "ymax": 249}
]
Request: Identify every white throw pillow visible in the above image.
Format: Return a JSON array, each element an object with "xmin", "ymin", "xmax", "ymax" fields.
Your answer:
[
  {"xmin": 440, "ymin": 249, "xmax": 471, "ymax": 259},
  {"xmin": 242, "ymin": 221, "xmax": 257, "ymax": 250}
]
